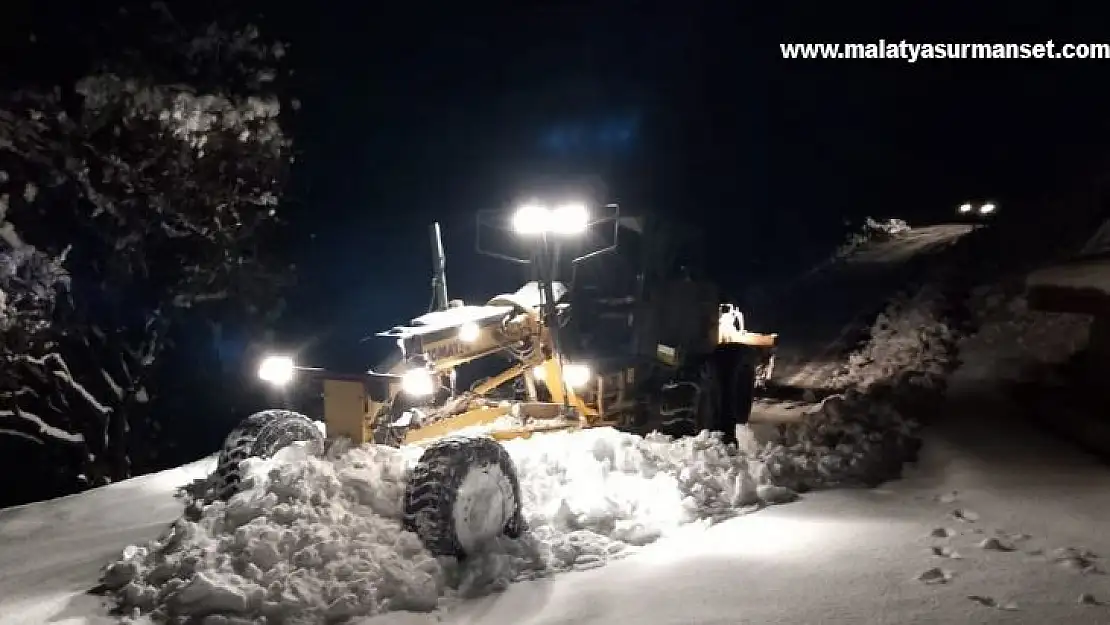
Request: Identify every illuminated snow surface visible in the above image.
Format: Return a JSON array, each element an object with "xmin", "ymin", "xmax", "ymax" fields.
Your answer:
[
  {"xmin": 7, "ymin": 385, "xmax": 1110, "ymax": 625},
  {"xmin": 4, "ymin": 223, "xmax": 1110, "ymax": 624},
  {"xmin": 90, "ymin": 428, "xmax": 795, "ymax": 624}
]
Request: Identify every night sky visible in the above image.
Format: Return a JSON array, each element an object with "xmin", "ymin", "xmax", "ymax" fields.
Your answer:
[
  {"xmin": 257, "ymin": 2, "xmax": 1110, "ymax": 369},
  {"xmin": 8, "ymin": 1, "xmax": 1110, "ymax": 369}
]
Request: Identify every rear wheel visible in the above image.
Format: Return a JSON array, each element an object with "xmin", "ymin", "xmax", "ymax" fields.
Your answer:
[
  {"xmin": 403, "ymin": 435, "xmax": 524, "ymax": 558},
  {"xmin": 693, "ymin": 359, "xmax": 725, "ymax": 434},
  {"xmin": 658, "ymin": 358, "xmax": 724, "ymax": 439},
  {"xmin": 706, "ymin": 346, "xmax": 758, "ymax": 444},
  {"xmin": 214, "ymin": 409, "xmax": 324, "ymax": 499}
]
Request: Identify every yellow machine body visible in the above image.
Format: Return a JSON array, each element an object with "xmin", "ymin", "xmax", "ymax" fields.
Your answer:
[{"xmin": 314, "ymin": 290, "xmax": 777, "ymax": 448}]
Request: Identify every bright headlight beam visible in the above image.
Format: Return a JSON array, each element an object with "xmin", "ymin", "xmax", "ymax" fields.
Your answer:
[
  {"xmin": 401, "ymin": 368, "xmax": 435, "ymax": 397},
  {"xmin": 979, "ymin": 202, "xmax": 996, "ymax": 214},
  {"xmin": 562, "ymin": 363, "xmax": 591, "ymax": 388},
  {"xmin": 532, "ymin": 362, "xmax": 590, "ymax": 388},
  {"xmin": 511, "ymin": 202, "xmax": 589, "ymax": 236},
  {"xmin": 258, "ymin": 355, "xmax": 295, "ymax": 386},
  {"xmin": 958, "ymin": 203, "xmax": 973, "ymax": 213},
  {"xmin": 550, "ymin": 203, "xmax": 588, "ymax": 235},
  {"xmin": 512, "ymin": 203, "xmax": 549, "ymax": 236},
  {"xmin": 458, "ymin": 321, "xmax": 480, "ymax": 342}
]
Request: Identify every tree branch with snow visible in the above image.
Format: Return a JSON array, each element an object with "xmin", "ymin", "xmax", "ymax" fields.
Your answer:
[{"xmin": 0, "ymin": 4, "xmax": 296, "ymax": 498}]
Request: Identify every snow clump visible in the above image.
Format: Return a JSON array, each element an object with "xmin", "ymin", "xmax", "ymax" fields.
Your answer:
[
  {"xmin": 836, "ymin": 217, "xmax": 912, "ymax": 258},
  {"xmin": 828, "ymin": 285, "xmax": 958, "ymax": 392},
  {"xmin": 100, "ymin": 428, "xmax": 778, "ymax": 623},
  {"xmin": 759, "ymin": 285, "xmax": 959, "ymax": 491}
]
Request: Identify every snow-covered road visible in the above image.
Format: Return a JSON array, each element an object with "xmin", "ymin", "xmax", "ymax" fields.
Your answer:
[
  {"xmin": 0, "ymin": 459, "xmax": 215, "ymax": 625},
  {"xmin": 3, "ymin": 373, "xmax": 1110, "ymax": 625}
]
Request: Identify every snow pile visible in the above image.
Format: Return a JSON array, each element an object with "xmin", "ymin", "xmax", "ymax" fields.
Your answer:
[
  {"xmin": 836, "ymin": 217, "xmax": 912, "ymax": 258},
  {"xmin": 502, "ymin": 429, "xmax": 779, "ymax": 556},
  {"xmin": 759, "ymin": 389, "xmax": 921, "ymax": 491},
  {"xmin": 957, "ymin": 285, "xmax": 1090, "ymax": 382},
  {"xmin": 100, "ymin": 428, "xmax": 782, "ymax": 623},
  {"xmin": 760, "ymin": 286, "xmax": 958, "ymax": 491},
  {"xmin": 828, "ymin": 285, "xmax": 958, "ymax": 392}
]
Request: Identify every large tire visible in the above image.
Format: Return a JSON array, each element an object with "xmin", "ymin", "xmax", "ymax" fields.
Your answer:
[
  {"xmin": 214, "ymin": 409, "xmax": 324, "ymax": 499},
  {"xmin": 403, "ymin": 435, "xmax": 525, "ymax": 558},
  {"xmin": 657, "ymin": 359, "xmax": 723, "ymax": 439},
  {"xmin": 692, "ymin": 359, "xmax": 724, "ymax": 435},
  {"xmin": 713, "ymin": 346, "xmax": 758, "ymax": 444}
]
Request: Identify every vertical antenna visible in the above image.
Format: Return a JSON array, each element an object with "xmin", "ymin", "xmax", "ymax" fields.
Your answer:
[{"xmin": 429, "ymin": 222, "xmax": 449, "ymax": 311}]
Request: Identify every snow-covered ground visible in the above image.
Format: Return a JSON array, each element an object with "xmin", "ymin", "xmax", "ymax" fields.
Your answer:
[
  {"xmin": 91, "ymin": 426, "xmax": 808, "ymax": 624},
  {"xmin": 6, "ymin": 371, "xmax": 1110, "ymax": 625},
  {"xmin": 0, "ymin": 458, "xmax": 215, "ymax": 625},
  {"xmin": 395, "ymin": 377, "xmax": 1110, "ymax": 625}
]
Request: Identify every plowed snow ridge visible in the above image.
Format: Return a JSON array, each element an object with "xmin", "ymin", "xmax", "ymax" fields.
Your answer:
[{"xmin": 102, "ymin": 429, "xmax": 797, "ymax": 623}]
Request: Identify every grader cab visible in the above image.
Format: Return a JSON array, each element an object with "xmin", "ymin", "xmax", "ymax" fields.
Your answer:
[{"xmin": 214, "ymin": 204, "xmax": 778, "ymax": 558}]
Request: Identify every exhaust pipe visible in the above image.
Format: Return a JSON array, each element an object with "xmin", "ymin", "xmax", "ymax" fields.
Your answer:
[{"xmin": 429, "ymin": 222, "xmax": 449, "ymax": 312}]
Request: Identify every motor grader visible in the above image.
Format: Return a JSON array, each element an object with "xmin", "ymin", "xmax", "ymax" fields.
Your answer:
[{"xmin": 214, "ymin": 204, "xmax": 778, "ymax": 558}]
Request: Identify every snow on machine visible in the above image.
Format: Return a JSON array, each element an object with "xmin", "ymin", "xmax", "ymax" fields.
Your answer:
[{"xmin": 213, "ymin": 203, "xmax": 778, "ymax": 557}]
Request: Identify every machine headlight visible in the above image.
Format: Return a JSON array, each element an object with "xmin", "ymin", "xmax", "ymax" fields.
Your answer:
[
  {"xmin": 562, "ymin": 363, "xmax": 591, "ymax": 388},
  {"xmin": 511, "ymin": 202, "xmax": 589, "ymax": 236},
  {"xmin": 458, "ymin": 321, "xmax": 480, "ymax": 342},
  {"xmin": 532, "ymin": 362, "xmax": 591, "ymax": 389},
  {"xmin": 979, "ymin": 202, "xmax": 996, "ymax": 215},
  {"xmin": 258, "ymin": 355, "xmax": 295, "ymax": 386},
  {"xmin": 511, "ymin": 203, "xmax": 549, "ymax": 236},
  {"xmin": 549, "ymin": 202, "xmax": 589, "ymax": 235},
  {"xmin": 401, "ymin": 368, "xmax": 436, "ymax": 397},
  {"xmin": 958, "ymin": 202, "xmax": 973, "ymax": 214}
]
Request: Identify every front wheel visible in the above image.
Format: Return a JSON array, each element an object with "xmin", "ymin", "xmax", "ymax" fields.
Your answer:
[
  {"xmin": 213, "ymin": 409, "xmax": 324, "ymax": 499},
  {"xmin": 403, "ymin": 435, "xmax": 525, "ymax": 558}
]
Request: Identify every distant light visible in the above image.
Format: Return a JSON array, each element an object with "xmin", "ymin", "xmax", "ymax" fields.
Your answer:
[
  {"xmin": 958, "ymin": 203, "xmax": 973, "ymax": 214},
  {"xmin": 258, "ymin": 355, "xmax": 295, "ymax": 386},
  {"xmin": 979, "ymin": 202, "xmax": 996, "ymax": 215},
  {"xmin": 458, "ymin": 321, "xmax": 480, "ymax": 342}
]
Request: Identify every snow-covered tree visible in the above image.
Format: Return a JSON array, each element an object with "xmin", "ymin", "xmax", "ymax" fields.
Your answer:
[{"xmin": 0, "ymin": 3, "xmax": 295, "ymax": 496}]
